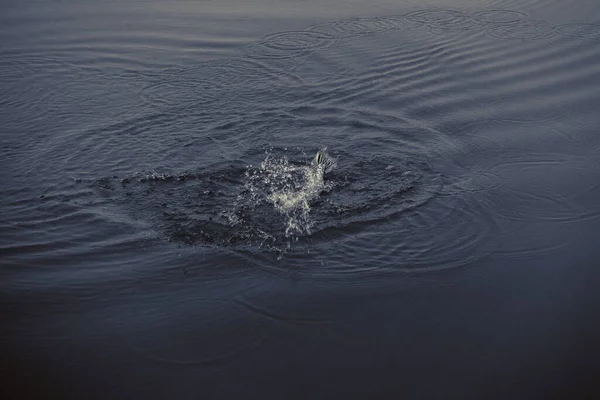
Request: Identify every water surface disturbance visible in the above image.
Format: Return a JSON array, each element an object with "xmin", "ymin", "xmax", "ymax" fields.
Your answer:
[{"xmin": 2, "ymin": 2, "xmax": 600, "ymax": 398}]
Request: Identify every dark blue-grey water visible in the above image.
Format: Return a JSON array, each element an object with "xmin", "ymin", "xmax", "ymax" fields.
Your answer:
[{"xmin": 2, "ymin": 0, "xmax": 600, "ymax": 398}]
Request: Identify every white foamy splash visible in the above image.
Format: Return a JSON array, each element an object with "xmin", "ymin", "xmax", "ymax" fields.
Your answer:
[{"xmin": 240, "ymin": 149, "xmax": 336, "ymax": 237}]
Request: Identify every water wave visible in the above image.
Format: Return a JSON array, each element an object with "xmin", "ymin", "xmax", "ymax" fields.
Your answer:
[{"xmin": 9, "ymin": 6, "xmax": 598, "ymax": 274}]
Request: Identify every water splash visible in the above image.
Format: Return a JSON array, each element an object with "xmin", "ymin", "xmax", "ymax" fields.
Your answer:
[{"xmin": 240, "ymin": 149, "xmax": 336, "ymax": 237}]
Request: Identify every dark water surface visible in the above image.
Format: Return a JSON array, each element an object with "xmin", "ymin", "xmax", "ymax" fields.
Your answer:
[{"xmin": 2, "ymin": 0, "xmax": 600, "ymax": 398}]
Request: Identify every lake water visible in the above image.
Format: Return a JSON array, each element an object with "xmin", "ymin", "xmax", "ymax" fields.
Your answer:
[{"xmin": 2, "ymin": 0, "xmax": 600, "ymax": 398}]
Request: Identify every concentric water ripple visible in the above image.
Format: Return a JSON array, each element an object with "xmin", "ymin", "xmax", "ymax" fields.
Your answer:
[
  {"xmin": 139, "ymin": 71, "xmax": 224, "ymax": 110},
  {"xmin": 472, "ymin": 10, "xmax": 528, "ymax": 24},
  {"xmin": 381, "ymin": 194, "xmax": 497, "ymax": 272},
  {"xmin": 74, "ymin": 7, "xmax": 600, "ymax": 269},
  {"xmin": 85, "ymin": 141, "xmax": 447, "ymax": 257},
  {"xmin": 486, "ymin": 19, "xmax": 557, "ymax": 40},
  {"xmin": 481, "ymin": 153, "xmax": 600, "ymax": 224},
  {"xmin": 486, "ymin": 95, "xmax": 568, "ymax": 123},
  {"xmin": 556, "ymin": 23, "xmax": 600, "ymax": 40},
  {"xmin": 139, "ymin": 57, "xmax": 300, "ymax": 111},
  {"xmin": 8, "ymin": 6, "xmax": 600, "ymax": 273},
  {"xmin": 244, "ymin": 31, "xmax": 336, "ymax": 59},
  {"xmin": 406, "ymin": 9, "xmax": 487, "ymax": 33},
  {"xmin": 306, "ymin": 17, "xmax": 406, "ymax": 37},
  {"xmin": 548, "ymin": 23, "xmax": 600, "ymax": 47},
  {"xmin": 380, "ymin": 15, "xmax": 424, "ymax": 31},
  {"xmin": 492, "ymin": 220, "xmax": 577, "ymax": 259}
]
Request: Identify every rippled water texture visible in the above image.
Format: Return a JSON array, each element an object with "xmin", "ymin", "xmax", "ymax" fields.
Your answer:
[{"xmin": 2, "ymin": 1, "xmax": 600, "ymax": 398}]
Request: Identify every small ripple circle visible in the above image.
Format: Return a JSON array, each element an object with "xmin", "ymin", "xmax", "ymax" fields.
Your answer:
[
  {"xmin": 245, "ymin": 31, "xmax": 335, "ymax": 59},
  {"xmin": 486, "ymin": 20, "xmax": 557, "ymax": 40},
  {"xmin": 473, "ymin": 10, "xmax": 528, "ymax": 24},
  {"xmin": 406, "ymin": 9, "xmax": 485, "ymax": 32},
  {"xmin": 307, "ymin": 17, "xmax": 404, "ymax": 36}
]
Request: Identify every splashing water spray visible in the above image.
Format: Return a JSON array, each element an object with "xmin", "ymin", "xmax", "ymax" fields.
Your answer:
[{"xmin": 236, "ymin": 147, "xmax": 337, "ymax": 255}]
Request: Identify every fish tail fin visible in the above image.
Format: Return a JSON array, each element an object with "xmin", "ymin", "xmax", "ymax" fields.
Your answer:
[{"xmin": 312, "ymin": 147, "xmax": 337, "ymax": 173}]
